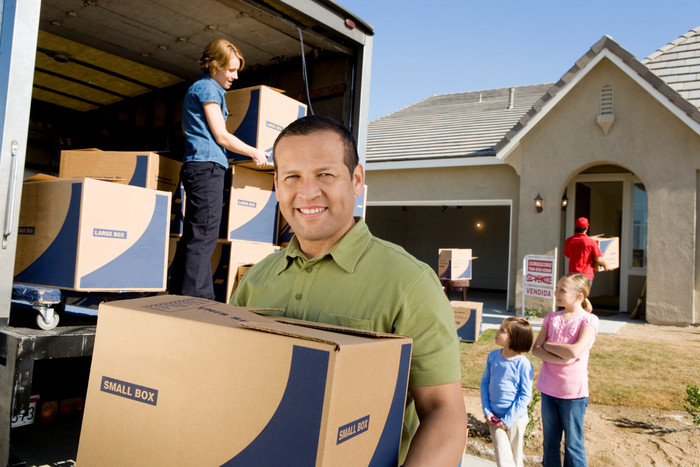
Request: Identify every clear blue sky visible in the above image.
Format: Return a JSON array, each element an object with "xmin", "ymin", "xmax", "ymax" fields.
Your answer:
[{"xmin": 341, "ymin": 0, "xmax": 700, "ymax": 121}]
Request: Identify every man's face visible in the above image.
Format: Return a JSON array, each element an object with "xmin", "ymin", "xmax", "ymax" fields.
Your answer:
[{"xmin": 274, "ymin": 130, "xmax": 364, "ymax": 258}]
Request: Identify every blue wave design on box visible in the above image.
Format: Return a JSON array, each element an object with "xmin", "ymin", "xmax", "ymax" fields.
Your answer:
[
  {"xmin": 227, "ymin": 89, "xmax": 260, "ymax": 161},
  {"xmin": 598, "ymin": 239, "xmax": 613, "ymax": 253},
  {"xmin": 368, "ymin": 342, "xmax": 412, "ymax": 467},
  {"xmin": 278, "ymin": 221, "xmax": 293, "ymax": 243},
  {"xmin": 14, "ymin": 183, "xmax": 81, "ymax": 288},
  {"xmin": 439, "ymin": 260, "xmax": 452, "ymax": 279},
  {"xmin": 211, "ymin": 243, "xmax": 230, "ymax": 302},
  {"xmin": 170, "ymin": 179, "xmax": 185, "ymax": 236},
  {"xmin": 460, "ymin": 261, "xmax": 472, "ymax": 279},
  {"xmin": 228, "ymin": 188, "xmax": 278, "ymax": 243},
  {"xmin": 439, "ymin": 260, "xmax": 471, "ymax": 279},
  {"xmin": 80, "ymin": 194, "xmax": 169, "ymax": 289},
  {"xmin": 128, "ymin": 155, "xmax": 149, "ymax": 187},
  {"xmin": 222, "ymin": 345, "xmax": 329, "ymax": 466}
]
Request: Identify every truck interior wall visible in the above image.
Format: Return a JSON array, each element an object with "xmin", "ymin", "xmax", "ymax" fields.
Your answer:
[
  {"xmin": 366, "ymin": 205, "xmax": 511, "ymax": 291},
  {"xmin": 232, "ymin": 51, "xmax": 355, "ymax": 125},
  {"xmin": 24, "ymin": 51, "xmax": 354, "ymax": 175}
]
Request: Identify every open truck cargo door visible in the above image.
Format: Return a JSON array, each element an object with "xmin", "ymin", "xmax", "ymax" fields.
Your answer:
[
  {"xmin": 0, "ymin": 1, "xmax": 373, "ymax": 463},
  {"xmin": 0, "ymin": 0, "xmax": 41, "ymax": 325},
  {"xmin": 2, "ymin": 0, "xmax": 373, "ymax": 319}
]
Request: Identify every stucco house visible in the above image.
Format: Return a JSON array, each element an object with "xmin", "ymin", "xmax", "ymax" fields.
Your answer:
[{"xmin": 364, "ymin": 27, "xmax": 700, "ymax": 326}]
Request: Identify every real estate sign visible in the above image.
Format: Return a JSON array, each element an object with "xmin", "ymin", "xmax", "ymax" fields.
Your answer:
[{"xmin": 521, "ymin": 253, "xmax": 557, "ymax": 315}]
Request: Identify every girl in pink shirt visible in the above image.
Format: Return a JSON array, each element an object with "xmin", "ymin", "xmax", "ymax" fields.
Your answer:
[{"xmin": 532, "ymin": 273, "xmax": 598, "ymax": 467}]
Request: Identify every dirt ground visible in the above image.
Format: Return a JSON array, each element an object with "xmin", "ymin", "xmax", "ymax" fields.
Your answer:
[{"xmin": 463, "ymin": 322, "xmax": 700, "ymax": 467}]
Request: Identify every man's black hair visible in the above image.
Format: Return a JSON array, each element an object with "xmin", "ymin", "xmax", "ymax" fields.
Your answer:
[{"xmin": 273, "ymin": 115, "xmax": 359, "ymax": 174}]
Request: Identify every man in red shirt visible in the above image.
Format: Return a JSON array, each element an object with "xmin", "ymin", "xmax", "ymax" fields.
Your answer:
[{"xmin": 563, "ymin": 217, "xmax": 609, "ymax": 283}]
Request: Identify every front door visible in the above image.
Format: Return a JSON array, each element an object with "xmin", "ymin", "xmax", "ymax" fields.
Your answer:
[{"xmin": 565, "ymin": 171, "xmax": 647, "ymax": 313}]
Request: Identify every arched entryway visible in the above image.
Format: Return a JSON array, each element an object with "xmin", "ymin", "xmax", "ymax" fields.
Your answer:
[{"xmin": 561, "ymin": 165, "xmax": 647, "ymax": 313}]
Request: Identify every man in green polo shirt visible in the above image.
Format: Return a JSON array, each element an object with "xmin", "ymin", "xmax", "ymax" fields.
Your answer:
[{"xmin": 230, "ymin": 115, "xmax": 466, "ymax": 466}]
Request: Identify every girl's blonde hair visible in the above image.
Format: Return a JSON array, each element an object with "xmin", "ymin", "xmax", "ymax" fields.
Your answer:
[
  {"xmin": 562, "ymin": 273, "xmax": 593, "ymax": 312},
  {"xmin": 199, "ymin": 38, "xmax": 245, "ymax": 76}
]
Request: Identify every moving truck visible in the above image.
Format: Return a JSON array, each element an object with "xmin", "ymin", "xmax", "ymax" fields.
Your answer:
[{"xmin": 0, "ymin": 1, "xmax": 373, "ymax": 463}]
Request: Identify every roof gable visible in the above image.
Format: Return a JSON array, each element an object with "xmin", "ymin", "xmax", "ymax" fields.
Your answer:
[{"xmin": 495, "ymin": 35, "xmax": 700, "ymax": 159}]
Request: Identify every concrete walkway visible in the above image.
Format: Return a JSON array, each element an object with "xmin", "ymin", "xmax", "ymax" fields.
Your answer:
[
  {"xmin": 463, "ymin": 453, "xmax": 497, "ymax": 465},
  {"xmin": 468, "ymin": 289, "xmax": 635, "ymax": 334}
]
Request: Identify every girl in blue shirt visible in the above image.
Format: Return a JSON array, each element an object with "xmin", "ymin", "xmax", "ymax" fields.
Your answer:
[
  {"xmin": 170, "ymin": 38, "xmax": 269, "ymax": 299},
  {"xmin": 481, "ymin": 316, "xmax": 535, "ymax": 467}
]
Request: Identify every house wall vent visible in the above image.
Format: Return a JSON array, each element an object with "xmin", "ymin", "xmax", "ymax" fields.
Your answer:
[
  {"xmin": 600, "ymin": 85, "xmax": 614, "ymax": 114},
  {"xmin": 597, "ymin": 85, "xmax": 615, "ymax": 135}
]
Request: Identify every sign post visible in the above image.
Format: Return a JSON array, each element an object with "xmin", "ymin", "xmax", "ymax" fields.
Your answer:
[{"xmin": 521, "ymin": 249, "xmax": 557, "ymax": 316}]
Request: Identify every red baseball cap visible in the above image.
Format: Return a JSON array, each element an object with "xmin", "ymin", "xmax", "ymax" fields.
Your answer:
[{"xmin": 575, "ymin": 217, "xmax": 589, "ymax": 228}]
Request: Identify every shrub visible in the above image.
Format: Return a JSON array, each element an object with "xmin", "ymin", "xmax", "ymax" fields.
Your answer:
[
  {"xmin": 525, "ymin": 388, "xmax": 541, "ymax": 445},
  {"xmin": 685, "ymin": 382, "xmax": 700, "ymax": 424},
  {"xmin": 525, "ymin": 308, "xmax": 542, "ymax": 318}
]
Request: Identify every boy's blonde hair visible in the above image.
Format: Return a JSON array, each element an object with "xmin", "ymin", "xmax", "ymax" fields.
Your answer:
[{"xmin": 199, "ymin": 38, "xmax": 244, "ymax": 76}]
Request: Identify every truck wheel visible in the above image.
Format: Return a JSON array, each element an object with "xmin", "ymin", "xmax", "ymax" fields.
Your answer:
[{"xmin": 36, "ymin": 311, "xmax": 60, "ymax": 330}]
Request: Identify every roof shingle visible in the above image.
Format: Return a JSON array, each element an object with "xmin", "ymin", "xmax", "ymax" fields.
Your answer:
[
  {"xmin": 643, "ymin": 26, "xmax": 700, "ymax": 108},
  {"xmin": 366, "ymin": 84, "xmax": 552, "ymax": 162}
]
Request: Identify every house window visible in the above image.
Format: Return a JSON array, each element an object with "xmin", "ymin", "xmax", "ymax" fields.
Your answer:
[{"xmin": 632, "ymin": 183, "xmax": 647, "ymax": 268}]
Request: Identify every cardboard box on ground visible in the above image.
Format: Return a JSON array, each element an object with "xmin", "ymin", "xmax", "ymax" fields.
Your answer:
[
  {"xmin": 14, "ymin": 176, "xmax": 170, "ymax": 291},
  {"xmin": 225, "ymin": 85, "xmax": 307, "ymax": 168},
  {"xmin": 590, "ymin": 235, "xmax": 620, "ymax": 271},
  {"xmin": 77, "ymin": 295, "xmax": 412, "ymax": 467},
  {"xmin": 451, "ymin": 301, "xmax": 483, "ymax": 342}
]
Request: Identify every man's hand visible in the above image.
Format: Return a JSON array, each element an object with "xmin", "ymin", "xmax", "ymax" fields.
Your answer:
[{"xmin": 595, "ymin": 256, "xmax": 609, "ymax": 271}]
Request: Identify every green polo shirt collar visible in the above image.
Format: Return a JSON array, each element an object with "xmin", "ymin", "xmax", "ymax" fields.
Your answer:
[{"xmin": 275, "ymin": 217, "xmax": 371, "ymax": 274}]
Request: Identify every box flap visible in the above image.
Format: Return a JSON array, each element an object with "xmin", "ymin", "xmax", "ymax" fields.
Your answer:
[
  {"xmin": 239, "ymin": 321, "xmax": 341, "ymax": 350},
  {"xmin": 99, "ymin": 296, "xmax": 278, "ymax": 327},
  {"xmin": 24, "ymin": 173, "xmax": 59, "ymax": 182},
  {"xmin": 438, "ymin": 248, "xmax": 478, "ymax": 259},
  {"xmin": 232, "ymin": 84, "xmax": 286, "ymax": 94},
  {"xmin": 268, "ymin": 315, "xmax": 409, "ymax": 340}
]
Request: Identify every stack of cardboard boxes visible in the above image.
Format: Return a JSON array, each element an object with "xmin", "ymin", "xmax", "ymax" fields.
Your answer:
[
  {"xmin": 12, "ymin": 86, "xmax": 375, "ymax": 302},
  {"xmin": 13, "ymin": 86, "xmax": 308, "ymax": 298},
  {"xmin": 14, "ymin": 153, "xmax": 174, "ymax": 291},
  {"xmin": 170, "ymin": 85, "xmax": 308, "ymax": 302},
  {"xmin": 439, "ymin": 248, "xmax": 483, "ymax": 342},
  {"xmin": 167, "ymin": 162, "xmax": 281, "ymax": 303}
]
